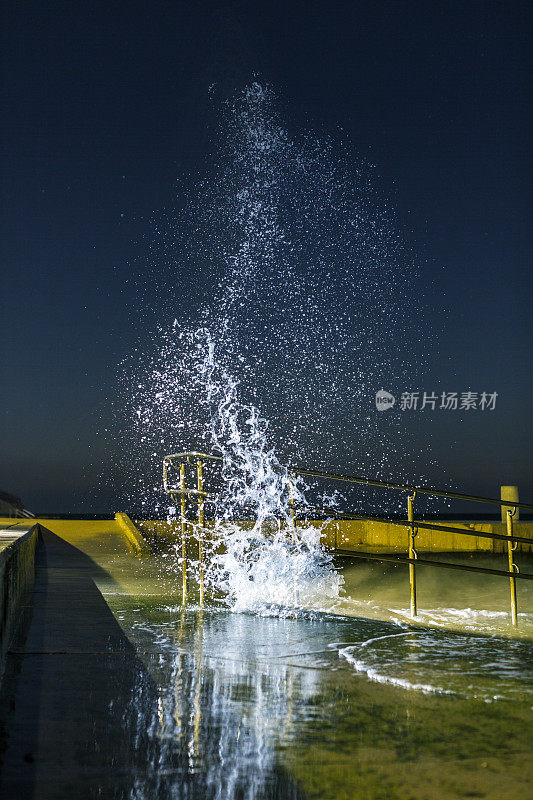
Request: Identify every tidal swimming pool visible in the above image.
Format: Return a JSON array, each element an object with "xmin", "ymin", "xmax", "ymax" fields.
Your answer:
[
  {"xmin": 99, "ymin": 553, "xmax": 533, "ymax": 800},
  {"xmin": 1, "ymin": 532, "xmax": 531, "ymax": 800}
]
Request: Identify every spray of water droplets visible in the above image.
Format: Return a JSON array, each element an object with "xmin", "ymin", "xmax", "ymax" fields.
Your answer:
[{"xmin": 118, "ymin": 83, "xmax": 428, "ymax": 611}]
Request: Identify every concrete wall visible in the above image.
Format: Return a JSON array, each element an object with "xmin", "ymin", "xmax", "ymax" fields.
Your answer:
[
  {"xmin": 320, "ymin": 519, "xmax": 533, "ymax": 554},
  {"xmin": 135, "ymin": 518, "xmax": 533, "ymax": 554},
  {"xmin": 0, "ymin": 524, "xmax": 38, "ymax": 680}
]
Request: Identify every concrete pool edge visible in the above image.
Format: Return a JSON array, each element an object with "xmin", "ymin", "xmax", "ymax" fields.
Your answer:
[
  {"xmin": 134, "ymin": 517, "xmax": 533, "ymax": 553},
  {"xmin": 3, "ymin": 516, "xmax": 530, "ymax": 555},
  {"xmin": 0, "ymin": 523, "xmax": 39, "ymax": 681}
]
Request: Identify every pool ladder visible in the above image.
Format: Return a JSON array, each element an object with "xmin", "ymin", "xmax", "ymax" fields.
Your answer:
[{"xmin": 163, "ymin": 452, "xmax": 218, "ymax": 604}]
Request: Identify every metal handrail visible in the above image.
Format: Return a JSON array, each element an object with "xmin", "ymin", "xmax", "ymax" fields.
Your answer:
[
  {"xmin": 162, "ymin": 452, "xmax": 218, "ymax": 605},
  {"xmin": 162, "ymin": 450, "xmax": 531, "ymax": 625},
  {"xmin": 163, "ymin": 452, "xmax": 222, "ymax": 462},
  {"xmin": 333, "ymin": 549, "xmax": 533, "ymax": 581},
  {"xmin": 288, "ymin": 468, "xmax": 531, "ymax": 625},
  {"xmin": 297, "ymin": 505, "xmax": 533, "ymax": 546},
  {"xmin": 164, "ymin": 452, "xmax": 533, "ymax": 510},
  {"xmin": 292, "ymin": 467, "xmax": 533, "ymax": 511}
]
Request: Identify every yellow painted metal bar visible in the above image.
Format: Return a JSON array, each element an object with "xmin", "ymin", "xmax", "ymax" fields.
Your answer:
[
  {"xmin": 288, "ymin": 473, "xmax": 300, "ymax": 605},
  {"xmin": 297, "ymin": 505, "xmax": 533, "ymax": 547},
  {"xmin": 293, "ymin": 466, "xmax": 533, "ymax": 510},
  {"xmin": 163, "ymin": 459, "xmax": 169, "ymax": 494},
  {"xmin": 289, "ymin": 473, "xmax": 296, "ymax": 543},
  {"xmin": 197, "ymin": 459, "xmax": 205, "ymax": 605},
  {"xmin": 334, "ymin": 548, "xmax": 533, "ymax": 581},
  {"xmin": 180, "ymin": 462, "xmax": 187, "ymax": 604},
  {"xmin": 407, "ymin": 493, "xmax": 417, "ymax": 618},
  {"xmin": 506, "ymin": 509, "xmax": 518, "ymax": 626}
]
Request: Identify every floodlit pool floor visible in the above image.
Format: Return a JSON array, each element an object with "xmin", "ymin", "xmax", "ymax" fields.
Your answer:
[{"xmin": 0, "ymin": 526, "xmax": 532, "ymax": 799}]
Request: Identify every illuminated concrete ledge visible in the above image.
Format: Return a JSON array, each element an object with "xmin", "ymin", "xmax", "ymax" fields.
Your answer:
[
  {"xmin": 319, "ymin": 518, "xmax": 533, "ymax": 554},
  {"xmin": 0, "ymin": 516, "xmax": 150, "ymax": 559}
]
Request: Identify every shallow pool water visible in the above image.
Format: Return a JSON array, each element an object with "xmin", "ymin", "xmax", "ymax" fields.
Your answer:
[
  {"xmin": 336, "ymin": 554, "xmax": 533, "ymax": 639},
  {"xmin": 97, "ymin": 552, "xmax": 533, "ymax": 800}
]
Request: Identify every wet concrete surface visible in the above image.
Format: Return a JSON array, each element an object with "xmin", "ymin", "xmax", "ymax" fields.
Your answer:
[{"xmin": 0, "ymin": 530, "xmax": 154, "ymax": 798}]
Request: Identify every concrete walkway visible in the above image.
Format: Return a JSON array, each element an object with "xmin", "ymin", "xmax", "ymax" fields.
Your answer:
[{"xmin": 0, "ymin": 527, "xmax": 157, "ymax": 799}]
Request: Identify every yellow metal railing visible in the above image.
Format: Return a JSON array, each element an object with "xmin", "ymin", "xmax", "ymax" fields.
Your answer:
[
  {"xmin": 291, "ymin": 467, "xmax": 533, "ymax": 626},
  {"xmin": 163, "ymin": 451, "xmax": 533, "ymax": 624}
]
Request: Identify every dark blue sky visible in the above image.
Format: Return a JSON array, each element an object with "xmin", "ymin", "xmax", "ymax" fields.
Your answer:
[{"xmin": 1, "ymin": 1, "xmax": 531, "ymax": 513}]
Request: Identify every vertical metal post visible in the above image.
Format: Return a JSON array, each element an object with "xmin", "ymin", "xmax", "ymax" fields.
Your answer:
[
  {"xmin": 289, "ymin": 473, "xmax": 296, "ymax": 543},
  {"xmin": 506, "ymin": 509, "xmax": 518, "ymax": 626},
  {"xmin": 501, "ymin": 485, "xmax": 519, "ymax": 523},
  {"xmin": 407, "ymin": 493, "xmax": 417, "ymax": 618},
  {"xmin": 288, "ymin": 473, "xmax": 300, "ymax": 605},
  {"xmin": 180, "ymin": 462, "xmax": 187, "ymax": 604},
  {"xmin": 197, "ymin": 459, "xmax": 205, "ymax": 605}
]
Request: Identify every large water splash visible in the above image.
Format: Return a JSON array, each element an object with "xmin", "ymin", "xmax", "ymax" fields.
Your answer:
[
  {"xmin": 190, "ymin": 328, "xmax": 342, "ymax": 612},
  {"xmin": 120, "ymin": 82, "xmax": 426, "ymax": 610}
]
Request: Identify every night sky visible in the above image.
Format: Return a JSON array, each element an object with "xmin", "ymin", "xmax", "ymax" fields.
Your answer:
[{"xmin": 1, "ymin": 1, "xmax": 532, "ymax": 513}]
